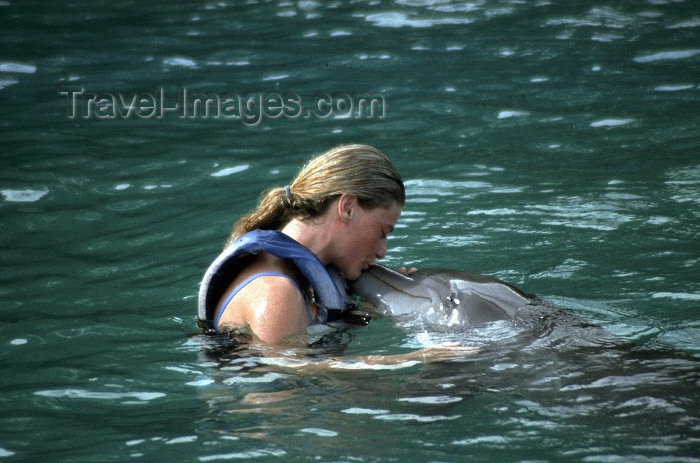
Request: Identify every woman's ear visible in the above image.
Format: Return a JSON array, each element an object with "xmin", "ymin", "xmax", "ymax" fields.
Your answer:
[{"xmin": 337, "ymin": 193, "xmax": 358, "ymax": 223}]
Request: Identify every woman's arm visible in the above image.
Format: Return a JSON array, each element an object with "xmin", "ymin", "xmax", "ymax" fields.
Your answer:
[
  {"xmin": 247, "ymin": 343, "xmax": 479, "ymax": 371},
  {"xmin": 218, "ymin": 275, "xmax": 312, "ymax": 344}
]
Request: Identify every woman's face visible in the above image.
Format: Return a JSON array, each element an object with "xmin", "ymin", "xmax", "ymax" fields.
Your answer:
[{"xmin": 336, "ymin": 200, "xmax": 402, "ymax": 281}]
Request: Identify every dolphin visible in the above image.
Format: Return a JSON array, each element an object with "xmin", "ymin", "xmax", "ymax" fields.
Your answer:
[{"xmin": 349, "ymin": 264, "xmax": 537, "ymax": 327}]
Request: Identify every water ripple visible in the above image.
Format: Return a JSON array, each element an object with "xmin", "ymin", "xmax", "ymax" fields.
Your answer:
[
  {"xmin": 34, "ymin": 388, "xmax": 165, "ymax": 402},
  {"xmin": 633, "ymin": 49, "xmax": 700, "ymax": 63}
]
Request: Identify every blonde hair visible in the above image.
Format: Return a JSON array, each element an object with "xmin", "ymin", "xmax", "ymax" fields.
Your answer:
[{"xmin": 226, "ymin": 144, "xmax": 404, "ymax": 246}]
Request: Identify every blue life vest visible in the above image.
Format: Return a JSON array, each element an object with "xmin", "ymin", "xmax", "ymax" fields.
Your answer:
[{"xmin": 198, "ymin": 229, "xmax": 349, "ymax": 332}]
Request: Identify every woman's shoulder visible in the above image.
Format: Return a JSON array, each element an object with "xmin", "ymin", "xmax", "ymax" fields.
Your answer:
[
  {"xmin": 224, "ymin": 255, "xmax": 313, "ymax": 343},
  {"xmin": 227, "ymin": 252, "xmax": 306, "ymax": 305}
]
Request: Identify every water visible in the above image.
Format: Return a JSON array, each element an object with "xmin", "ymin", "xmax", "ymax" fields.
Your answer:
[{"xmin": 1, "ymin": 0, "xmax": 699, "ymax": 461}]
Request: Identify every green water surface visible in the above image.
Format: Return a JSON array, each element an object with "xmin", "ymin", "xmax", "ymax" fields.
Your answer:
[{"xmin": 1, "ymin": 1, "xmax": 698, "ymax": 462}]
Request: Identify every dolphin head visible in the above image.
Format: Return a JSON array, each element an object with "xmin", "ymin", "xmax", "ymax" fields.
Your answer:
[
  {"xmin": 350, "ymin": 264, "xmax": 535, "ymax": 326},
  {"xmin": 350, "ymin": 265, "xmax": 434, "ymax": 315}
]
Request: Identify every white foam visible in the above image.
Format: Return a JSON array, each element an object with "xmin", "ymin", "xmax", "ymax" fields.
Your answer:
[
  {"xmin": 654, "ymin": 84, "xmax": 694, "ymax": 92},
  {"xmin": 163, "ymin": 57, "xmax": 197, "ymax": 68},
  {"xmin": 491, "ymin": 363, "xmax": 519, "ymax": 371},
  {"xmin": 262, "ymin": 74, "xmax": 289, "ymax": 81},
  {"xmin": 405, "ymin": 178, "xmax": 491, "ymax": 192},
  {"xmin": 633, "ymin": 49, "xmax": 700, "ymax": 63},
  {"xmin": 374, "ymin": 413, "xmax": 461, "ymax": 423},
  {"xmin": 454, "ymin": 435, "xmax": 509, "ymax": 445},
  {"xmin": 591, "ymin": 33, "xmax": 623, "ymax": 42},
  {"xmin": 0, "ymin": 79, "xmax": 18, "ymax": 89},
  {"xmin": 341, "ymin": 407, "xmax": 390, "ymax": 415},
  {"xmin": 0, "ymin": 62, "xmax": 36, "ymax": 73},
  {"xmin": 199, "ymin": 449, "xmax": 286, "ymax": 461},
  {"xmin": 398, "ymin": 395, "xmax": 463, "ymax": 405},
  {"xmin": 165, "ymin": 365, "xmax": 203, "ymax": 375},
  {"xmin": 651, "ymin": 292, "xmax": 700, "ymax": 301},
  {"xmin": 165, "ymin": 435, "xmax": 198, "ymax": 444},
  {"xmin": 590, "ymin": 118, "xmax": 634, "ymax": 127},
  {"xmin": 498, "ymin": 110, "xmax": 531, "ymax": 119},
  {"xmin": 186, "ymin": 378, "xmax": 215, "ymax": 387},
  {"xmin": 365, "ymin": 12, "xmax": 472, "ymax": 28},
  {"xmin": 467, "ymin": 208, "xmax": 520, "ymax": 216},
  {"xmin": 1, "ymin": 189, "xmax": 49, "ymax": 202},
  {"xmin": 667, "ymin": 18, "xmax": 700, "ymax": 29},
  {"xmin": 645, "ymin": 216, "xmax": 674, "ymax": 225},
  {"xmin": 34, "ymin": 389, "xmax": 165, "ymax": 401},
  {"xmin": 299, "ymin": 427, "xmax": 338, "ymax": 437},
  {"xmin": 298, "ymin": 1, "xmax": 320, "ymax": 11},
  {"xmin": 210, "ymin": 165, "xmax": 250, "ymax": 177}
]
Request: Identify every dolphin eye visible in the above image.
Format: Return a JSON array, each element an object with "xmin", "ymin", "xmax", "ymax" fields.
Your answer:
[{"xmin": 444, "ymin": 292, "xmax": 460, "ymax": 308}]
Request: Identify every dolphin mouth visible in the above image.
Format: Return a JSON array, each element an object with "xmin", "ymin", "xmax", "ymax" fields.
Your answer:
[
  {"xmin": 363, "ymin": 265, "xmax": 415, "ymax": 290},
  {"xmin": 366, "ymin": 264, "xmax": 410, "ymax": 280},
  {"xmin": 353, "ymin": 264, "xmax": 429, "ymax": 299}
]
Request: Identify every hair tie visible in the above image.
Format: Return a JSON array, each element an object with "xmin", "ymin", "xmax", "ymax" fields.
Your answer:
[{"xmin": 284, "ymin": 185, "xmax": 292, "ymax": 198}]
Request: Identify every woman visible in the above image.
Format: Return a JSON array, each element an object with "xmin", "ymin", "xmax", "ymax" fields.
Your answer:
[{"xmin": 198, "ymin": 144, "xmax": 405, "ymax": 344}]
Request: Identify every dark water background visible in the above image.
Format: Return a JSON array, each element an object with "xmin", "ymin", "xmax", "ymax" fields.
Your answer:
[{"xmin": 1, "ymin": 1, "xmax": 698, "ymax": 462}]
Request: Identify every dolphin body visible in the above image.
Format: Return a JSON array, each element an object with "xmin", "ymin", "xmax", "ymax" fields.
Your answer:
[{"xmin": 350, "ymin": 264, "xmax": 537, "ymax": 327}]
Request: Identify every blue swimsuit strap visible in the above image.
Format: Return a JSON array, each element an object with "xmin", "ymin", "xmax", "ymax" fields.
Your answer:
[{"xmin": 213, "ymin": 271, "xmax": 314, "ymax": 329}]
